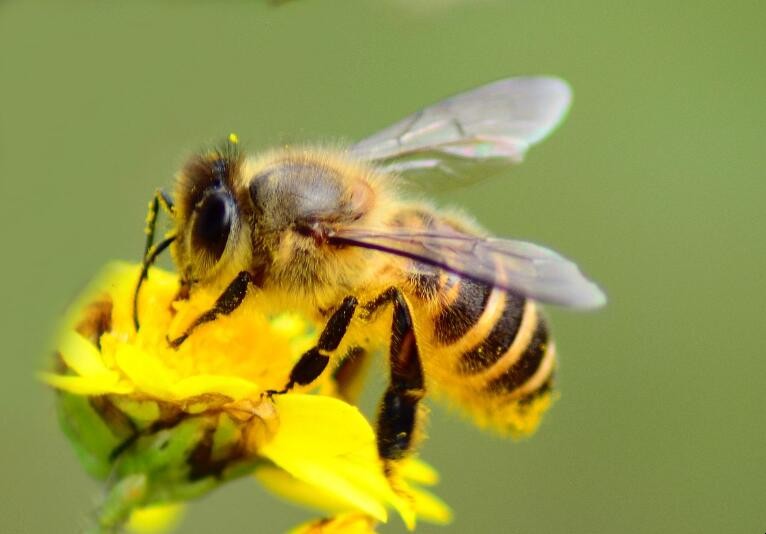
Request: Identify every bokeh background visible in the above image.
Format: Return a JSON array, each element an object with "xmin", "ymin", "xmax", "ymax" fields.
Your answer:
[{"xmin": 1, "ymin": 1, "xmax": 764, "ymax": 532}]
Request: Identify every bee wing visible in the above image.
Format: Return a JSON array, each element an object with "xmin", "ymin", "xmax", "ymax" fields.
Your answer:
[
  {"xmin": 328, "ymin": 227, "xmax": 605, "ymax": 309},
  {"xmin": 350, "ymin": 76, "xmax": 571, "ymax": 186}
]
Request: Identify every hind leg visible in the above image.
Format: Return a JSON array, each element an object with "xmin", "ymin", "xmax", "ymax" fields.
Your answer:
[{"xmin": 371, "ymin": 289, "xmax": 425, "ymax": 463}]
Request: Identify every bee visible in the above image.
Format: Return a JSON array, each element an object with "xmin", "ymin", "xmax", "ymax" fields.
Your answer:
[{"xmin": 134, "ymin": 76, "xmax": 605, "ymax": 465}]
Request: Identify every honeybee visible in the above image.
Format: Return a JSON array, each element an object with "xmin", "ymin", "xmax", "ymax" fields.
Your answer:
[{"xmin": 134, "ymin": 76, "xmax": 605, "ymax": 464}]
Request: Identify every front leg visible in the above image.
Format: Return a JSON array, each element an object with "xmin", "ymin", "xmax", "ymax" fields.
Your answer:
[
  {"xmin": 270, "ymin": 296, "xmax": 359, "ymax": 394},
  {"xmin": 168, "ymin": 271, "xmax": 253, "ymax": 348},
  {"xmin": 133, "ymin": 189, "xmax": 176, "ymax": 330}
]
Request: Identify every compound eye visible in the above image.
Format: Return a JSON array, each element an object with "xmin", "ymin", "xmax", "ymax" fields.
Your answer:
[{"xmin": 191, "ymin": 191, "xmax": 234, "ymax": 263}]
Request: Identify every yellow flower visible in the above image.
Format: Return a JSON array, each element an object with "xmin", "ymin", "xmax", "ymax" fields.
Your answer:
[{"xmin": 43, "ymin": 263, "xmax": 450, "ymax": 533}]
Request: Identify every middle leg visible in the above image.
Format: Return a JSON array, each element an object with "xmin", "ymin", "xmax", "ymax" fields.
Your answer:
[{"xmin": 269, "ymin": 296, "xmax": 359, "ymax": 394}]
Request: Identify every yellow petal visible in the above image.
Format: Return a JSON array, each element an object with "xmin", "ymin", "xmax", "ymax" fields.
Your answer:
[
  {"xmin": 262, "ymin": 395, "xmax": 375, "ymax": 458},
  {"xmin": 266, "ymin": 445, "xmax": 389, "ymax": 523},
  {"xmin": 288, "ymin": 512, "xmax": 378, "ymax": 534},
  {"xmin": 259, "ymin": 395, "xmax": 391, "ymax": 523},
  {"xmin": 408, "ymin": 485, "xmax": 453, "ymax": 525},
  {"xmin": 382, "ymin": 475, "xmax": 417, "ymax": 530},
  {"xmin": 58, "ymin": 331, "xmax": 111, "ymax": 377},
  {"xmin": 399, "ymin": 457, "xmax": 440, "ymax": 486},
  {"xmin": 170, "ymin": 374, "xmax": 260, "ymax": 402},
  {"xmin": 392, "ymin": 457, "xmax": 451, "ymax": 526},
  {"xmin": 40, "ymin": 372, "xmax": 133, "ymax": 395},
  {"xmin": 254, "ymin": 464, "xmax": 355, "ymax": 516},
  {"xmin": 126, "ymin": 502, "xmax": 185, "ymax": 534},
  {"xmin": 113, "ymin": 343, "xmax": 176, "ymax": 399}
]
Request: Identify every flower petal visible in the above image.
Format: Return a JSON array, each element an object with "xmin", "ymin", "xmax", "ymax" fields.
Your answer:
[
  {"xmin": 58, "ymin": 331, "xmax": 112, "ymax": 377},
  {"xmin": 398, "ymin": 457, "xmax": 440, "ymax": 486},
  {"xmin": 113, "ymin": 343, "xmax": 177, "ymax": 399},
  {"xmin": 126, "ymin": 503, "xmax": 185, "ymax": 534},
  {"xmin": 253, "ymin": 464, "xmax": 355, "ymax": 516},
  {"xmin": 288, "ymin": 512, "xmax": 378, "ymax": 534},
  {"xmin": 261, "ymin": 394, "xmax": 375, "ymax": 458},
  {"xmin": 408, "ymin": 485, "xmax": 453, "ymax": 525},
  {"xmin": 40, "ymin": 372, "xmax": 133, "ymax": 395},
  {"xmin": 259, "ymin": 395, "xmax": 392, "ymax": 523}
]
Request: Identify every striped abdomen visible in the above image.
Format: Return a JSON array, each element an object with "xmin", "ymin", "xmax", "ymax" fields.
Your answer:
[
  {"xmin": 412, "ymin": 273, "xmax": 557, "ymax": 434},
  {"xmin": 389, "ymin": 207, "xmax": 557, "ymax": 434}
]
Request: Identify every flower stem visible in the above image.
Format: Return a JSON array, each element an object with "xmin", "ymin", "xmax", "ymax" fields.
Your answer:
[{"xmin": 86, "ymin": 473, "xmax": 148, "ymax": 534}]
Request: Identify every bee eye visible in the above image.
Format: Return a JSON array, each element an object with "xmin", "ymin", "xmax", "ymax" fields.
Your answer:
[{"xmin": 192, "ymin": 191, "xmax": 234, "ymax": 263}]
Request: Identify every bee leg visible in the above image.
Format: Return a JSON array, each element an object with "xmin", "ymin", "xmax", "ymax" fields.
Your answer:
[
  {"xmin": 142, "ymin": 189, "xmax": 175, "ymax": 259},
  {"xmin": 133, "ymin": 189, "xmax": 175, "ymax": 331},
  {"xmin": 167, "ymin": 271, "xmax": 253, "ymax": 348},
  {"xmin": 133, "ymin": 235, "xmax": 175, "ymax": 331},
  {"xmin": 361, "ymin": 286, "xmax": 398, "ymax": 317},
  {"xmin": 268, "ymin": 296, "xmax": 358, "ymax": 395},
  {"xmin": 375, "ymin": 289, "xmax": 425, "ymax": 462}
]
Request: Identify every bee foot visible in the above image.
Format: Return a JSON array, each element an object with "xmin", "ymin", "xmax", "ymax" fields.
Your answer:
[
  {"xmin": 166, "ymin": 333, "xmax": 187, "ymax": 350},
  {"xmin": 263, "ymin": 383, "xmax": 292, "ymax": 400}
]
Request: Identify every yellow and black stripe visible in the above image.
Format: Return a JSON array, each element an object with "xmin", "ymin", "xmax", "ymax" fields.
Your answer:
[{"xmin": 411, "ymin": 271, "xmax": 556, "ymax": 432}]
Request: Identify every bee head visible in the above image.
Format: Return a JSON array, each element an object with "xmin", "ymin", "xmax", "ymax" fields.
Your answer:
[{"xmin": 173, "ymin": 136, "xmax": 251, "ymax": 285}]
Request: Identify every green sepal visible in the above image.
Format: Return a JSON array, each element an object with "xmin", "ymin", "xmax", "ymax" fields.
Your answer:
[
  {"xmin": 95, "ymin": 413, "xmax": 260, "ymax": 530},
  {"xmin": 56, "ymin": 392, "xmax": 123, "ymax": 480}
]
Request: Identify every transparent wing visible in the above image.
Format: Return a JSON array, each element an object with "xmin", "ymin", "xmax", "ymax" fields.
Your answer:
[
  {"xmin": 350, "ymin": 76, "xmax": 572, "ymax": 186},
  {"xmin": 328, "ymin": 226, "xmax": 605, "ymax": 309}
]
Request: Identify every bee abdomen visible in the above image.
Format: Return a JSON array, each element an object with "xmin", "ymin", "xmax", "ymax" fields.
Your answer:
[
  {"xmin": 434, "ymin": 279, "xmax": 493, "ymax": 345},
  {"xmin": 486, "ymin": 316, "xmax": 551, "ymax": 396},
  {"xmin": 456, "ymin": 291, "xmax": 526, "ymax": 374}
]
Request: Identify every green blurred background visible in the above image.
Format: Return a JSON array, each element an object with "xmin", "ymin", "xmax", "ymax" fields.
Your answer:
[{"xmin": 1, "ymin": 1, "xmax": 764, "ymax": 532}]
